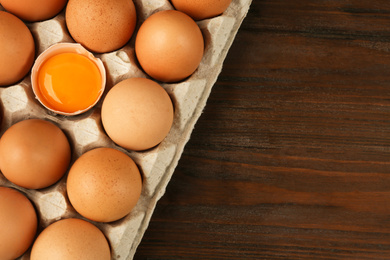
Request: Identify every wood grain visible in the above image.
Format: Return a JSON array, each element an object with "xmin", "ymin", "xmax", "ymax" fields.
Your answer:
[{"xmin": 134, "ymin": 1, "xmax": 390, "ymax": 259}]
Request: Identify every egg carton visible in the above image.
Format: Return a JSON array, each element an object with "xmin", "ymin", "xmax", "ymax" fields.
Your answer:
[{"xmin": 0, "ymin": 0, "xmax": 252, "ymax": 259}]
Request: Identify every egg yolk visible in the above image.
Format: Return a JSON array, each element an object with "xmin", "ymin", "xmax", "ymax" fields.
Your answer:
[{"xmin": 37, "ymin": 52, "xmax": 102, "ymax": 114}]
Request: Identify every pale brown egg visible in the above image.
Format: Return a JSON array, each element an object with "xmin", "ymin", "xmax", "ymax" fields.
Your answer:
[
  {"xmin": 67, "ymin": 147, "xmax": 142, "ymax": 223},
  {"xmin": 101, "ymin": 77, "xmax": 174, "ymax": 151},
  {"xmin": 171, "ymin": 0, "xmax": 232, "ymax": 20},
  {"xmin": 0, "ymin": 119, "xmax": 71, "ymax": 189},
  {"xmin": 0, "ymin": 0, "xmax": 68, "ymax": 22},
  {"xmin": 135, "ymin": 10, "xmax": 204, "ymax": 82},
  {"xmin": 0, "ymin": 187, "xmax": 38, "ymax": 260},
  {"xmin": 30, "ymin": 218, "xmax": 111, "ymax": 260},
  {"xmin": 0, "ymin": 11, "xmax": 35, "ymax": 86},
  {"xmin": 65, "ymin": 0, "xmax": 137, "ymax": 53}
]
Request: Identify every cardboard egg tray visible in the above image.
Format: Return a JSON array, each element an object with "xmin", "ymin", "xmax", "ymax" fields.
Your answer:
[{"xmin": 0, "ymin": 0, "xmax": 252, "ymax": 259}]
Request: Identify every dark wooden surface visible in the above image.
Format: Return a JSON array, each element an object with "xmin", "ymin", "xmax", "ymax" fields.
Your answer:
[{"xmin": 134, "ymin": 1, "xmax": 390, "ymax": 259}]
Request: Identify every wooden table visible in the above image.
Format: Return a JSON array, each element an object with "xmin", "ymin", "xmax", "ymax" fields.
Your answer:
[{"xmin": 134, "ymin": 1, "xmax": 390, "ymax": 259}]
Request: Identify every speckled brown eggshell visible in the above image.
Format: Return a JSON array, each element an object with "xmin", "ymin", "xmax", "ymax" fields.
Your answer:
[
  {"xmin": 30, "ymin": 218, "xmax": 111, "ymax": 260},
  {"xmin": 66, "ymin": 147, "xmax": 142, "ymax": 223},
  {"xmin": 65, "ymin": 0, "xmax": 137, "ymax": 53}
]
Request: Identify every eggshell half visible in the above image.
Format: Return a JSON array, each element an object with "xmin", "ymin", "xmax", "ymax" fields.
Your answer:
[{"xmin": 31, "ymin": 43, "xmax": 106, "ymax": 116}]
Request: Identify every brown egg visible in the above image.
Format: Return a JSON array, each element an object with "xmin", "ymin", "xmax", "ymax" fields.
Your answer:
[
  {"xmin": 135, "ymin": 10, "xmax": 204, "ymax": 82},
  {"xmin": 30, "ymin": 218, "xmax": 111, "ymax": 260},
  {"xmin": 101, "ymin": 77, "xmax": 174, "ymax": 151},
  {"xmin": 0, "ymin": 0, "xmax": 68, "ymax": 22},
  {"xmin": 65, "ymin": 0, "xmax": 137, "ymax": 53},
  {"xmin": 67, "ymin": 148, "xmax": 142, "ymax": 223},
  {"xmin": 0, "ymin": 119, "xmax": 71, "ymax": 189},
  {"xmin": 0, "ymin": 187, "xmax": 38, "ymax": 260},
  {"xmin": 0, "ymin": 11, "xmax": 35, "ymax": 86},
  {"xmin": 171, "ymin": 0, "xmax": 232, "ymax": 20}
]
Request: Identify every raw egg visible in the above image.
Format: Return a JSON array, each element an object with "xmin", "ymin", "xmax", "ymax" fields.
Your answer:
[
  {"xmin": 0, "ymin": 0, "xmax": 68, "ymax": 22},
  {"xmin": 31, "ymin": 218, "xmax": 111, "ymax": 260},
  {"xmin": 0, "ymin": 11, "xmax": 35, "ymax": 86},
  {"xmin": 67, "ymin": 148, "xmax": 142, "ymax": 223},
  {"xmin": 65, "ymin": 0, "xmax": 137, "ymax": 53},
  {"xmin": 135, "ymin": 10, "xmax": 204, "ymax": 82},
  {"xmin": 171, "ymin": 0, "xmax": 232, "ymax": 20},
  {"xmin": 101, "ymin": 77, "xmax": 174, "ymax": 151},
  {"xmin": 0, "ymin": 119, "xmax": 71, "ymax": 189},
  {"xmin": 0, "ymin": 187, "xmax": 38, "ymax": 260},
  {"xmin": 31, "ymin": 43, "xmax": 106, "ymax": 115}
]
